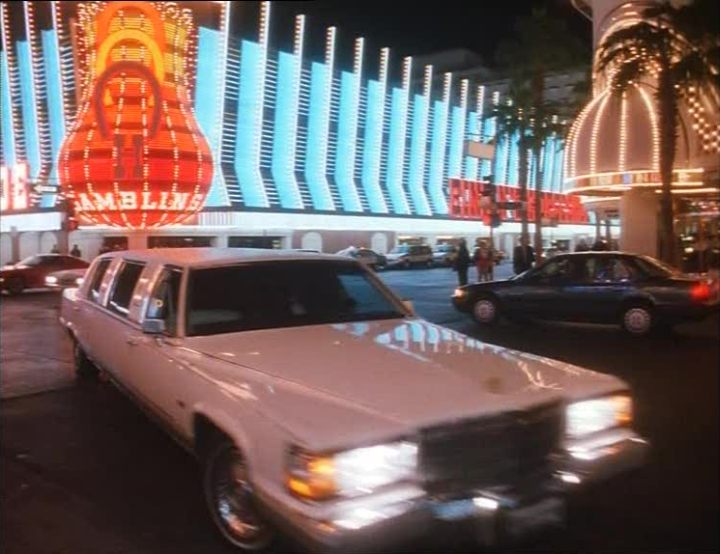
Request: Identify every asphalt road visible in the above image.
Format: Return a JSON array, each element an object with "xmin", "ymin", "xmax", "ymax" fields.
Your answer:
[{"xmin": 1, "ymin": 265, "xmax": 718, "ymax": 554}]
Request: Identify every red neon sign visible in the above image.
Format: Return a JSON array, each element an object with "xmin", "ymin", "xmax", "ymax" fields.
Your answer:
[
  {"xmin": 57, "ymin": 1, "xmax": 212, "ymax": 229},
  {"xmin": 448, "ymin": 178, "xmax": 589, "ymax": 225}
]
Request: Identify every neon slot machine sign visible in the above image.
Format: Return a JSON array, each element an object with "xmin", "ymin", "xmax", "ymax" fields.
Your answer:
[{"xmin": 58, "ymin": 1, "xmax": 214, "ymax": 229}]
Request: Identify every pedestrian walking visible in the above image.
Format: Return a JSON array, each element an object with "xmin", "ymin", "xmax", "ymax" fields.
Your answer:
[
  {"xmin": 474, "ymin": 240, "xmax": 493, "ymax": 282},
  {"xmin": 453, "ymin": 239, "xmax": 471, "ymax": 286},
  {"xmin": 513, "ymin": 237, "xmax": 535, "ymax": 275},
  {"xmin": 70, "ymin": 244, "xmax": 82, "ymax": 258},
  {"xmin": 575, "ymin": 239, "xmax": 590, "ymax": 252}
]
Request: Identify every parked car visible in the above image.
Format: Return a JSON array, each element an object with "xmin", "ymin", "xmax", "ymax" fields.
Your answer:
[
  {"xmin": 45, "ymin": 268, "xmax": 87, "ymax": 289},
  {"xmin": 0, "ymin": 254, "xmax": 89, "ymax": 295},
  {"xmin": 386, "ymin": 244, "xmax": 433, "ymax": 269},
  {"xmin": 336, "ymin": 246, "xmax": 386, "ymax": 270},
  {"xmin": 432, "ymin": 243, "xmax": 456, "ymax": 267},
  {"xmin": 452, "ymin": 251, "xmax": 719, "ymax": 336},
  {"xmin": 60, "ymin": 248, "xmax": 647, "ymax": 553}
]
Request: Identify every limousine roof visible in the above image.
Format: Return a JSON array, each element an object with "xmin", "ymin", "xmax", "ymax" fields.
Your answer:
[{"xmin": 97, "ymin": 248, "xmax": 347, "ymax": 269}]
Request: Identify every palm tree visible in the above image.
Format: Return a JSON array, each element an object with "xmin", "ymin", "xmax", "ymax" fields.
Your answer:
[
  {"xmin": 495, "ymin": 8, "xmax": 588, "ymax": 259},
  {"xmin": 597, "ymin": 0, "xmax": 719, "ymax": 265},
  {"xmin": 486, "ymin": 86, "xmax": 535, "ymax": 245}
]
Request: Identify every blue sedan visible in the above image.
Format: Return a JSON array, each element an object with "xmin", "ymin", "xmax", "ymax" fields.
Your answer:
[{"xmin": 452, "ymin": 252, "xmax": 719, "ymax": 336}]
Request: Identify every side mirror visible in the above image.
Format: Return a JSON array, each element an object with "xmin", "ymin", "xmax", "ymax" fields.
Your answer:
[
  {"xmin": 142, "ymin": 318, "xmax": 166, "ymax": 334},
  {"xmin": 401, "ymin": 299, "xmax": 415, "ymax": 315}
]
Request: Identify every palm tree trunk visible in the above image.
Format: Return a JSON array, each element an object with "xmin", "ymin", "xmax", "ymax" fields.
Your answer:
[
  {"xmin": 657, "ymin": 72, "xmax": 678, "ymax": 265},
  {"xmin": 533, "ymin": 145, "xmax": 544, "ymax": 259},
  {"xmin": 518, "ymin": 142, "xmax": 530, "ymax": 245}
]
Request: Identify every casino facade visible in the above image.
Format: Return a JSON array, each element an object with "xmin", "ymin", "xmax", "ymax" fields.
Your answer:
[{"xmin": 0, "ymin": 1, "xmax": 599, "ymax": 264}]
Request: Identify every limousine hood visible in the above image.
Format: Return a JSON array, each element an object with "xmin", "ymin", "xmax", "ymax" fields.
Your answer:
[{"xmin": 183, "ymin": 318, "xmax": 624, "ymax": 445}]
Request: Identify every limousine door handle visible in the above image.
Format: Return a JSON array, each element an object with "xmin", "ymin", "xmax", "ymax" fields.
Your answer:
[{"xmin": 126, "ymin": 334, "xmax": 142, "ymax": 346}]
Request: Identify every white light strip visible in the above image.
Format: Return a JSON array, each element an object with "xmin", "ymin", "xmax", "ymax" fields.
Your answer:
[
  {"xmin": 50, "ymin": 1, "xmax": 67, "ymax": 127},
  {"xmin": 379, "ymin": 47, "xmax": 389, "ymax": 85},
  {"xmin": 589, "ymin": 92, "xmax": 612, "ymax": 173},
  {"xmin": 353, "ymin": 36, "xmax": 364, "ymax": 75},
  {"xmin": 402, "ymin": 56, "xmax": 411, "ymax": 91},
  {"xmin": 423, "ymin": 65, "xmax": 433, "ymax": 97},
  {"xmin": 214, "ymin": 0, "xmax": 231, "ymax": 205},
  {"xmin": 442, "ymin": 72, "xmax": 451, "ymax": 102},
  {"xmin": 460, "ymin": 79, "xmax": 468, "ymax": 110},
  {"xmin": 294, "ymin": 14, "xmax": 305, "ymax": 57},
  {"xmin": 636, "ymin": 84, "xmax": 660, "ymax": 170},
  {"xmin": 618, "ymin": 91, "xmax": 628, "ymax": 171}
]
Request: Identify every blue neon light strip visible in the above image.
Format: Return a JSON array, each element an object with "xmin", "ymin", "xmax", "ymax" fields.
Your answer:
[
  {"xmin": 305, "ymin": 61, "xmax": 334, "ymax": 210},
  {"xmin": 1, "ymin": 51, "xmax": 15, "ymax": 167},
  {"xmin": 428, "ymin": 99, "xmax": 449, "ymax": 214},
  {"xmin": 235, "ymin": 40, "xmax": 269, "ymax": 207},
  {"xmin": 195, "ymin": 27, "xmax": 228, "ymax": 207},
  {"xmin": 334, "ymin": 70, "xmax": 362, "ymax": 211},
  {"xmin": 272, "ymin": 51, "xmax": 304, "ymax": 209},
  {"xmin": 361, "ymin": 79, "xmax": 387, "ymax": 213},
  {"xmin": 493, "ymin": 135, "xmax": 506, "ymax": 184},
  {"xmin": 507, "ymin": 131, "xmax": 519, "ymax": 186},
  {"xmin": 41, "ymin": 31, "xmax": 64, "ymax": 181},
  {"xmin": 16, "ymin": 41, "xmax": 40, "ymax": 180},
  {"xmin": 543, "ymin": 138, "xmax": 555, "ymax": 192},
  {"xmin": 554, "ymin": 145, "xmax": 564, "ymax": 192},
  {"xmin": 447, "ymin": 105, "xmax": 464, "ymax": 179},
  {"xmin": 385, "ymin": 86, "xmax": 410, "ymax": 214},
  {"xmin": 463, "ymin": 110, "xmax": 478, "ymax": 180},
  {"xmin": 407, "ymin": 94, "xmax": 431, "ymax": 215}
]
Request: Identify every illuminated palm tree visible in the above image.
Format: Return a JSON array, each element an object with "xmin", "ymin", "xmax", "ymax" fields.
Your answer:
[
  {"xmin": 597, "ymin": 0, "xmax": 719, "ymax": 264},
  {"xmin": 486, "ymin": 85, "xmax": 535, "ymax": 245},
  {"xmin": 495, "ymin": 7, "xmax": 588, "ymax": 258}
]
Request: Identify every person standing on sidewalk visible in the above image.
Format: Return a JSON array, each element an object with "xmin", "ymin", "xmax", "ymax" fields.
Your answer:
[
  {"xmin": 454, "ymin": 239, "xmax": 471, "ymax": 286},
  {"xmin": 513, "ymin": 236, "xmax": 535, "ymax": 275},
  {"xmin": 474, "ymin": 240, "xmax": 493, "ymax": 282}
]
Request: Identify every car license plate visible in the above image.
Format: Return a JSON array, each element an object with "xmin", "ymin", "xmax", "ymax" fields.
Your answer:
[
  {"xmin": 432, "ymin": 499, "xmax": 477, "ymax": 521},
  {"xmin": 504, "ymin": 497, "xmax": 565, "ymax": 537}
]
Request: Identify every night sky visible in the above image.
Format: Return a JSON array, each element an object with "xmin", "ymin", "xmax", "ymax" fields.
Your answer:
[{"xmin": 236, "ymin": 0, "xmax": 592, "ymax": 71}]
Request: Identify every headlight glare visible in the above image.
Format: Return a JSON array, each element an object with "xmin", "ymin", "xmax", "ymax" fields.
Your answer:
[
  {"xmin": 287, "ymin": 441, "xmax": 417, "ymax": 500},
  {"xmin": 452, "ymin": 287, "xmax": 467, "ymax": 299},
  {"xmin": 46, "ymin": 276, "xmax": 58, "ymax": 285},
  {"xmin": 566, "ymin": 394, "xmax": 632, "ymax": 437}
]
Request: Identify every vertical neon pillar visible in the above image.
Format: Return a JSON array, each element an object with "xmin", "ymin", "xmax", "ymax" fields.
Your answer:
[
  {"xmin": 427, "ymin": 72, "xmax": 451, "ymax": 214},
  {"xmin": 235, "ymin": 1, "xmax": 270, "ymax": 207},
  {"xmin": 447, "ymin": 78, "xmax": 467, "ymax": 179},
  {"xmin": 407, "ymin": 65, "xmax": 432, "ymax": 216},
  {"xmin": 272, "ymin": 14, "xmax": 305, "ymax": 209},
  {"xmin": 477, "ymin": 85, "xmax": 491, "ymax": 178},
  {"xmin": 385, "ymin": 56, "xmax": 411, "ymax": 215},
  {"xmin": 304, "ymin": 27, "xmax": 336, "ymax": 210},
  {"xmin": 334, "ymin": 37, "xmax": 363, "ymax": 211},
  {"xmin": 361, "ymin": 47, "xmax": 389, "ymax": 213},
  {"xmin": 196, "ymin": 1, "xmax": 230, "ymax": 207},
  {"xmin": 1, "ymin": 51, "xmax": 15, "ymax": 167}
]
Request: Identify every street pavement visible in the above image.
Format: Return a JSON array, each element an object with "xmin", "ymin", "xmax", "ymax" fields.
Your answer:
[{"xmin": 1, "ymin": 264, "xmax": 718, "ymax": 553}]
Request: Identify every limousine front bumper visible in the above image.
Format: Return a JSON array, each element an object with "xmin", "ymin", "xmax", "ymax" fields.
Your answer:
[{"xmin": 261, "ymin": 429, "xmax": 648, "ymax": 553}]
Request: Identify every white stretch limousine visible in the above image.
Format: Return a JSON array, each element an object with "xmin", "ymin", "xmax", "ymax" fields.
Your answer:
[{"xmin": 60, "ymin": 248, "xmax": 648, "ymax": 552}]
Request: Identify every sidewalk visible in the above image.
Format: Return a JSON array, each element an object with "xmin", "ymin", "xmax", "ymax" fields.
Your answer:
[{"xmin": 0, "ymin": 291, "xmax": 75, "ymax": 399}]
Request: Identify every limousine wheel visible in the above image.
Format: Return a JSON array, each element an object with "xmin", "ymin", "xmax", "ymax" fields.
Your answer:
[
  {"xmin": 204, "ymin": 440, "xmax": 273, "ymax": 551},
  {"xmin": 621, "ymin": 304, "xmax": 654, "ymax": 336},
  {"xmin": 472, "ymin": 296, "xmax": 500, "ymax": 325},
  {"xmin": 73, "ymin": 341, "xmax": 99, "ymax": 379}
]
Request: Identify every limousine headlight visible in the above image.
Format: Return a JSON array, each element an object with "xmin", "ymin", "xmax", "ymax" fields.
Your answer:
[
  {"xmin": 45, "ymin": 276, "xmax": 58, "ymax": 285},
  {"xmin": 286, "ymin": 441, "xmax": 417, "ymax": 500},
  {"xmin": 566, "ymin": 394, "xmax": 632, "ymax": 437}
]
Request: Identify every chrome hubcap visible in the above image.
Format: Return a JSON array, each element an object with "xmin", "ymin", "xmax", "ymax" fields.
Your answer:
[
  {"xmin": 213, "ymin": 452, "xmax": 267, "ymax": 546},
  {"xmin": 624, "ymin": 308, "xmax": 651, "ymax": 334},
  {"xmin": 474, "ymin": 299, "xmax": 496, "ymax": 322}
]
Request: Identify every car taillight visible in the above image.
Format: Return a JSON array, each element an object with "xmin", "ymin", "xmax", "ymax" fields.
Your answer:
[{"xmin": 690, "ymin": 282, "xmax": 710, "ymax": 302}]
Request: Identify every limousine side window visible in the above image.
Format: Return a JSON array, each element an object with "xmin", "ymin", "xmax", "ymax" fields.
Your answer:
[
  {"xmin": 87, "ymin": 258, "xmax": 112, "ymax": 303},
  {"xmin": 107, "ymin": 261, "xmax": 145, "ymax": 317},
  {"xmin": 146, "ymin": 266, "xmax": 182, "ymax": 335}
]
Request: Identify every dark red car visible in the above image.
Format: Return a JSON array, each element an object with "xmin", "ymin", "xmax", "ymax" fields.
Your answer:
[{"xmin": 0, "ymin": 254, "xmax": 89, "ymax": 295}]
